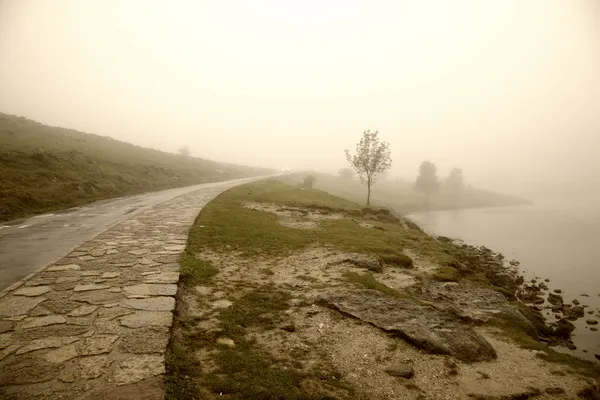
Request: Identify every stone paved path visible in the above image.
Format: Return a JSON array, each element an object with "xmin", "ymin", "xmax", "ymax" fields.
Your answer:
[{"xmin": 0, "ymin": 178, "xmax": 264, "ymax": 399}]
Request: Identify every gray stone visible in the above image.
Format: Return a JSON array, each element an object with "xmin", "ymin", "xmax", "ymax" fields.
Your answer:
[
  {"xmin": 586, "ymin": 319, "xmax": 598, "ymax": 325},
  {"xmin": 78, "ymin": 255, "xmax": 96, "ymax": 261},
  {"xmin": 122, "ymin": 296, "xmax": 175, "ymax": 311},
  {"xmin": 384, "ymin": 364, "xmax": 414, "ymax": 378},
  {"xmin": 0, "ymin": 320, "xmax": 15, "ymax": 333},
  {"xmin": 120, "ymin": 311, "xmax": 173, "ymax": 328},
  {"xmin": 108, "ymin": 287, "xmax": 123, "ymax": 293},
  {"xmin": 128, "ymin": 249, "xmax": 150, "ymax": 256},
  {"xmin": 124, "ymin": 284, "xmax": 178, "ymax": 297},
  {"xmin": 74, "ymin": 284, "xmax": 110, "ymax": 292},
  {"xmin": 101, "ymin": 272, "xmax": 120, "ymax": 279},
  {"xmin": 163, "ymin": 245, "xmax": 185, "ymax": 251},
  {"xmin": 143, "ymin": 272, "xmax": 179, "ymax": 284},
  {"xmin": 317, "ymin": 290, "xmax": 497, "ymax": 362},
  {"xmin": 47, "ymin": 264, "xmax": 81, "ymax": 272},
  {"xmin": 25, "ymin": 277, "xmax": 55, "ymax": 286},
  {"xmin": 141, "ymin": 271, "xmax": 161, "ymax": 276},
  {"xmin": 71, "ymin": 290, "xmax": 122, "ymax": 305},
  {"xmin": 98, "ymin": 309, "xmax": 132, "ymax": 325},
  {"xmin": 43, "ymin": 343, "xmax": 78, "ymax": 363},
  {"xmin": 16, "ymin": 336, "xmax": 79, "ymax": 355},
  {"xmin": 68, "ymin": 305, "xmax": 98, "ymax": 317},
  {"xmin": 0, "ymin": 296, "xmax": 47, "ymax": 317},
  {"xmin": 80, "ymin": 334, "xmax": 119, "ymax": 355},
  {"xmin": 56, "ymin": 276, "xmax": 81, "ymax": 284},
  {"xmin": 90, "ymin": 249, "xmax": 106, "ymax": 257},
  {"xmin": 80, "ymin": 355, "xmax": 112, "ymax": 379},
  {"xmin": 114, "ymin": 354, "xmax": 165, "ymax": 385},
  {"xmin": 21, "ymin": 315, "xmax": 67, "ymax": 329},
  {"xmin": 0, "ymin": 332, "xmax": 13, "ymax": 349},
  {"xmin": 82, "ymin": 271, "xmax": 101, "ymax": 277}
]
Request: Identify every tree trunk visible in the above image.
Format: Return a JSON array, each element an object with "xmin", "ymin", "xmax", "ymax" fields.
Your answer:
[{"xmin": 367, "ymin": 180, "xmax": 371, "ymax": 205}]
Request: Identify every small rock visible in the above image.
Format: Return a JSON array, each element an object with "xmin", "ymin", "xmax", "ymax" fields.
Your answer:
[
  {"xmin": 588, "ymin": 310, "xmax": 595, "ymax": 314},
  {"xmin": 545, "ymin": 387, "xmax": 566, "ymax": 395},
  {"xmin": 74, "ymin": 284, "xmax": 109, "ymax": 292},
  {"xmin": 553, "ymin": 319, "xmax": 575, "ymax": 338},
  {"xmin": 590, "ymin": 327, "xmax": 598, "ymax": 332},
  {"xmin": 384, "ymin": 364, "xmax": 414, "ymax": 378},
  {"xmin": 68, "ymin": 305, "xmax": 98, "ymax": 317},
  {"xmin": 47, "ymin": 264, "xmax": 80, "ymax": 272},
  {"xmin": 56, "ymin": 276, "xmax": 81, "ymax": 284},
  {"xmin": 211, "ymin": 299, "xmax": 233, "ymax": 309},
  {"xmin": 13, "ymin": 286, "xmax": 51, "ymax": 297},
  {"xmin": 586, "ymin": 319, "xmax": 598, "ymax": 325},
  {"xmin": 544, "ymin": 279, "xmax": 550, "ymax": 282},
  {"xmin": 21, "ymin": 315, "xmax": 66, "ymax": 329},
  {"xmin": 548, "ymin": 293, "xmax": 563, "ymax": 305},
  {"xmin": 281, "ymin": 323, "xmax": 296, "ymax": 332},
  {"xmin": 566, "ymin": 342, "xmax": 577, "ymax": 350},
  {"xmin": 553, "ymin": 289, "xmax": 562, "ymax": 294},
  {"xmin": 581, "ymin": 294, "xmax": 589, "ymax": 297},
  {"xmin": 539, "ymin": 283, "xmax": 549, "ymax": 291},
  {"xmin": 119, "ymin": 311, "xmax": 173, "ymax": 328},
  {"xmin": 572, "ymin": 299, "xmax": 580, "ymax": 305},
  {"xmin": 121, "ymin": 296, "xmax": 175, "ymax": 311},
  {"xmin": 43, "ymin": 343, "xmax": 78, "ymax": 364},
  {"xmin": 595, "ymin": 354, "xmax": 600, "ymax": 360},
  {"xmin": 216, "ymin": 338, "xmax": 235, "ymax": 347},
  {"xmin": 101, "ymin": 272, "xmax": 120, "ymax": 279}
]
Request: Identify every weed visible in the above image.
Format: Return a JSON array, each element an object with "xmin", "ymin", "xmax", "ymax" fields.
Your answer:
[{"xmin": 179, "ymin": 253, "xmax": 219, "ymax": 286}]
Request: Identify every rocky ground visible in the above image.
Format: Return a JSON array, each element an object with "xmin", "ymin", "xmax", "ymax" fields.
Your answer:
[{"xmin": 166, "ymin": 180, "xmax": 600, "ymax": 400}]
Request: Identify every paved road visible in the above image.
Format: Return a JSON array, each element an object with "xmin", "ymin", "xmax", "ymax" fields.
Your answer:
[{"xmin": 0, "ymin": 176, "xmax": 273, "ymax": 291}]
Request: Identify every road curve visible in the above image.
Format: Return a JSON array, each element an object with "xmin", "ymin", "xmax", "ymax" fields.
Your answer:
[{"xmin": 0, "ymin": 175, "xmax": 275, "ymax": 291}]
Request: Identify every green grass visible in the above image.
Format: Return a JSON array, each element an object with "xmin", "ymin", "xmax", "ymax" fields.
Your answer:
[
  {"xmin": 179, "ymin": 253, "xmax": 219, "ymax": 286},
  {"xmin": 218, "ymin": 286, "xmax": 291, "ymax": 341},
  {"xmin": 0, "ymin": 113, "xmax": 271, "ymax": 222},
  {"xmin": 432, "ymin": 266, "xmax": 460, "ymax": 282},
  {"xmin": 187, "ymin": 179, "xmax": 456, "ymax": 266}
]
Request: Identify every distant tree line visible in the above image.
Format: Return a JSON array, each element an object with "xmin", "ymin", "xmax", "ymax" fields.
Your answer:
[{"xmin": 343, "ymin": 130, "xmax": 466, "ymax": 206}]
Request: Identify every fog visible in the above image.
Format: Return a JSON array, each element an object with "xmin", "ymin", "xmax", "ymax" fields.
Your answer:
[{"xmin": 1, "ymin": 0, "xmax": 599, "ymax": 200}]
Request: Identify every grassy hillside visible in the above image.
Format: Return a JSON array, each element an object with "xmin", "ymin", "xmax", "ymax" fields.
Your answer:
[
  {"xmin": 0, "ymin": 113, "xmax": 272, "ymax": 222},
  {"xmin": 282, "ymin": 172, "xmax": 530, "ymax": 214}
]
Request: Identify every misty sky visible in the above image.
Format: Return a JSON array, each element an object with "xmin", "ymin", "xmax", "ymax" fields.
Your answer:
[{"xmin": 1, "ymin": 0, "xmax": 599, "ymax": 196}]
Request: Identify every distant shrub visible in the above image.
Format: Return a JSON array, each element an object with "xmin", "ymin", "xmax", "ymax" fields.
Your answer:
[{"xmin": 300, "ymin": 175, "xmax": 316, "ymax": 189}]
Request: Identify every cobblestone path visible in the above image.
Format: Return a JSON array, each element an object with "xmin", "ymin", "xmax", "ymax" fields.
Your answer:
[{"xmin": 0, "ymin": 179, "xmax": 260, "ymax": 399}]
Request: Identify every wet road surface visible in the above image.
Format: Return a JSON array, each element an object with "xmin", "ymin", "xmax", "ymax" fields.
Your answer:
[{"xmin": 0, "ymin": 176, "xmax": 272, "ymax": 290}]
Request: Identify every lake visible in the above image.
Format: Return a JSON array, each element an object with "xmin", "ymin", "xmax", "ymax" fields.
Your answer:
[{"xmin": 408, "ymin": 200, "xmax": 600, "ymax": 363}]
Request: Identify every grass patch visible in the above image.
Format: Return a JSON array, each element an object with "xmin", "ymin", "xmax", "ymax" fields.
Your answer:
[
  {"xmin": 179, "ymin": 253, "xmax": 219, "ymax": 286},
  {"xmin": 432, "ymin": 266, "xmax": 460, "ymax": 282},
  {"xmin": 218, "ymin": 286, "xmax": 291, "ymax": 341},
  {"xmin": 378, "ymin": 253, "xmax": 413, "ymax": 268},
  {"xmin": 188, "ymin": 179, "xmax": 458, "ymax": 266},
  {"xmin": 342, "ymin": 271, "xmax": 409, "ymax": 299}
]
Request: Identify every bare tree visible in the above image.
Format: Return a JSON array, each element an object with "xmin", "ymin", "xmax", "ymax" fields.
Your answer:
[
  {"xmin": 177, "ymin": 146, "xmax": 190, "ymax": 157},
  {"xmin": 345, "ymin": 130, "xmax": 392, "ymax": 205}
]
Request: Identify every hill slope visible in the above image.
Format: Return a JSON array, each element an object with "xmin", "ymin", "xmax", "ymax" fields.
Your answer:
[{"xmin": 0, "ymin": 113, "xmax": 272, "ymax": 222}]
